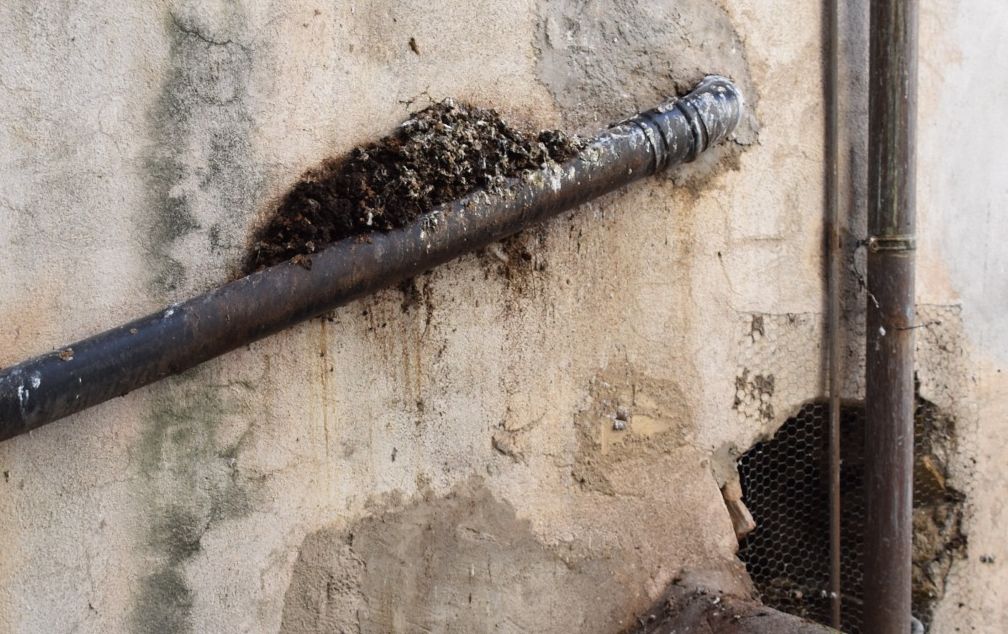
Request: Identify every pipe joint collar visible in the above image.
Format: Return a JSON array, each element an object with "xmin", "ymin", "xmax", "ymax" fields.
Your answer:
[
  {"xmin": 619, "ymin": 76, "xmax": 743, "ymax": 174},
  {"xmin": 632, "ymin": 75, "xmax": 744, "ymax": 172},
  {"xmin": 675, "ymin": 75, "xmax": 744, "ymax": 161}
]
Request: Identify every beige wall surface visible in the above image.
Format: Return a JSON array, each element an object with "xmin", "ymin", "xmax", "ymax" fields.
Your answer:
[{"xmin": 0, "ymin": 1, "xmax": 1003, "ymax": 632}]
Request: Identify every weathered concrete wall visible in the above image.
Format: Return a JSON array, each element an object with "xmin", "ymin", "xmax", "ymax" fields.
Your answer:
[
  {"xmin": 916, "ymin": 2, "xmax": 1008, "ymax": 631},
  {"xmin": 0, "ymin": 0, "xmax": 1003, "ymax": 632}
]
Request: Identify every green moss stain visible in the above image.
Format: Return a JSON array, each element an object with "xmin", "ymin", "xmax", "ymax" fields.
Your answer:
[
  {"xmin": 140, "ymin": 3, "xmax": 266, "ymax": 297},
  {"xmin": 134, "ymin": 4, "xmax": 273, "ymax": 621},
  {"xmin": 131, "ymin": 368, "xmax": 257, "ymax": 633},
  {"xmin": 134, "ymin": 569, "xmax": 194, "ymax": 634}
]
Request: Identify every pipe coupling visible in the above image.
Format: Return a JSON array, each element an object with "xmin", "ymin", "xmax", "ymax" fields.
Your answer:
[{"xmin": 626, "ymin": 75, "xmax": 744, "ymax": 172}]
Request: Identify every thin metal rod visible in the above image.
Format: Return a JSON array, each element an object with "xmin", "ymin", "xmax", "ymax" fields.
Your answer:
[
  {"xmin": 864, "ymin": 1, "xmax": 918, "ymax": 632},
  {"xmin": 0, "ymin": 76, "xmax": 744, "ymax": 443},
  {"xmin": 823, "ymin": 0, "xmax": 843, "ymax": 628}
]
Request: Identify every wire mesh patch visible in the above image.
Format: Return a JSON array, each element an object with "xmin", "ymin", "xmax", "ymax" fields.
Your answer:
[{"xmin": 737, "ymin": 399, "xmax": 965, "ymax": 633}]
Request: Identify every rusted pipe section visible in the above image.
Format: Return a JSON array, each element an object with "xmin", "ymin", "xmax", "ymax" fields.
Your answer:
[
  {"xmin": 864, "ymin": 2, "xmax": 918, "ymax": 633},
  {"xmin": 0, "ymin": 76, "xmax": 743, "ymax": 442}
]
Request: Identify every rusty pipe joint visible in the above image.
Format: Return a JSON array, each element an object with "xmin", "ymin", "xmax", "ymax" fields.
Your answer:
[{"xmin": 0, "ymin": 76, "xmax": 744, "ymax": 442}]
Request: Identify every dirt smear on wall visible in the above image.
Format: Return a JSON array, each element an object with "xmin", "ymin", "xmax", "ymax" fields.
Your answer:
[
  {"xmin": 142, "ymin": 4, "xmax": 266, "ymax": 297},
  {"xmin": 130, "ymin": 369, "xmax": 261, "ymax": 633}
]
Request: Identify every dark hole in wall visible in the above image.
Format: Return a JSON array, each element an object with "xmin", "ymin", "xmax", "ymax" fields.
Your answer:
[{"xmin": 737, "ymin": 397, "xmax": 966, "ymax": 633}]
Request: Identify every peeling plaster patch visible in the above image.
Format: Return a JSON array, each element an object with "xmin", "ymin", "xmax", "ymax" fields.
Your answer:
[
  {"xmin": 282, "ymin": 456, "xmax": 742, "ymax": 633},
  {"xmin": 280, "ymin": 478, "xmax": 660, "ymax": 633},
  {"xmin": 912, "ymin": 306, "xmax": 979, "ymax": 616},
  {"xmin": 736, "ymin": 397, "xmax": 967, "ymax": 630},
  {"xmin": 572, "ymin": 359, "xmax": 692, "ymax": 496},
  {"xmin": 279, "ymin": 532, "xmax": 368, "ymax": 633},
  {"xmin": 140, "ymin": 3, "xmax": 266, "ymax": 298},
  {"xmin": 729, "ymin": 306, "xmax": 976, "ymax": 448},
  {"xmin": 733, "ymin": 368, "xmax": 775, "ymax": 423},
  {"xmin": 534, "ymin": 0, "xmax": 758, "ymax": 185}
]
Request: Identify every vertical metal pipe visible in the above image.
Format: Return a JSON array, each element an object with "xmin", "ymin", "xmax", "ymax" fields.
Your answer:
[
  {"xmin": 823, "ymin": 0, "xmax": 843, "ymax": 627},
  {"xmin": 864, "ymin": 1, "xmax": 917, "ymax": 632}
]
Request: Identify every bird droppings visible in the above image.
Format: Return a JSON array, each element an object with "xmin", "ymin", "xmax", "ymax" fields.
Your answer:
[{"xmin": 244, "ymin": 100, "xmax": 584, "ymax": 272}]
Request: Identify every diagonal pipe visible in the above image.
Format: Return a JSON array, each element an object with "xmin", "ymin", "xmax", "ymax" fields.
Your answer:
[{"xmin": 0, "ymin": 75, "xmax": 743, "ymax": 442}]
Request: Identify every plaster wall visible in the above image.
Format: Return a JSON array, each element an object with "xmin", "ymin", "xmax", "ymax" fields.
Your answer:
[{"xmin": 0, "ymin": 1, "xmax": 1002, "ymax": 632}]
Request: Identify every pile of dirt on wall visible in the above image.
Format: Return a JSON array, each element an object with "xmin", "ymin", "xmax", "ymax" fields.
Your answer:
[{"xmin": 244, "ymin": 100, "xmax": 583, "ymax": 271}]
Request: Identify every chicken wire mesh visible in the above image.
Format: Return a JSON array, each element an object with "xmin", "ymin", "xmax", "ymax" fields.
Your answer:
[{"xmin": 732, "ymin": 305, "xmax": 973, "ymax": 633}]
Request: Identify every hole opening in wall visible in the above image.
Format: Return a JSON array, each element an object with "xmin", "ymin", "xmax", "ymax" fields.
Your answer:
[{"xmin": 736, "ymin": 396, "xmax": 966, "ymax": 633}]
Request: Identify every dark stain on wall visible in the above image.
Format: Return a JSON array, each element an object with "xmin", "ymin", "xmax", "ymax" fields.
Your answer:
[
  {"xmin": 129, "ymin": 368, "xmax": 258, "ymax": 633},
  {"xmin": 131, "ymin": 4, "xmax": 273, "ymax": 628},
  {"xmin": 133, "ymin": 569, "xmax": 194, "ymax": 634},
  {"xmin": 140, "ymin": 4, "xmax": 264, "ymax": 298}
]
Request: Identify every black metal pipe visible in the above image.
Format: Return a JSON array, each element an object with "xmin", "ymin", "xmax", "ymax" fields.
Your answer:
[
  {"xmin": 0, "ymin": 75, "xmax": 743, "ymax": 442},
  {"xmin": 864, "ymin": 1, "xmax": 917, "ymax": 633}
]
